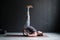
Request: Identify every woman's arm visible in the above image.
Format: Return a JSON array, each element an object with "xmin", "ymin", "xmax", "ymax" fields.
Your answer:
[
  {"xmin": 28, "ymin": 32, "xmax": 37, "ymax": 37},
  {"xmin": 23, "ymin": 29, "xmax": 29, "ymax": 35}
]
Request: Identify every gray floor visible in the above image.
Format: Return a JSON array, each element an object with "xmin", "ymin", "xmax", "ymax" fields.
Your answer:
[{"xmin": 0, "ymin": 33, "xmax": 60, "ymax": 40}]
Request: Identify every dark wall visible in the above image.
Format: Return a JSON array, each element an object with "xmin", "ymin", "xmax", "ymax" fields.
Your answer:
[
  {"xmin": 0, "ymin": 0, "xmax": 60, "ymax": 32},
  {"xmin": 1, "ymin": 0, "xmax": 26, "ymax": 32},
  {"xmin": 54, "ymin": 0, "xmax": 60, "ymax": 33}
]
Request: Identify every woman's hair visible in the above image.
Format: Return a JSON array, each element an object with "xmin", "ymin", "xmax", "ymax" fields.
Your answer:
[{"xmin": 37, "ymin": 31, "xmax": 43, "ymax": 36}]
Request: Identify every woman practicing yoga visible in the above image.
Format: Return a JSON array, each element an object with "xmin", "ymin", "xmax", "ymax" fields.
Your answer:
[
  {"xmin": 23, "ymin": 5, "xmax": 43, "ymax": 37},
  {"xmin": 23, "ymin": 26, "xmax": 43, "ymax": 37}
]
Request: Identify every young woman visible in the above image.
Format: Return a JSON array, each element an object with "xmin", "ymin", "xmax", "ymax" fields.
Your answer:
[{"xmin": 23, "ymin": 5, "xmax": 43, "ymax": 37}]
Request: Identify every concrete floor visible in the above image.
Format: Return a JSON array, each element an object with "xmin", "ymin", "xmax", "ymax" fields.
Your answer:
[{"xmin": 0, "ymin": 33, "xmax": 60, "ymax": 40}]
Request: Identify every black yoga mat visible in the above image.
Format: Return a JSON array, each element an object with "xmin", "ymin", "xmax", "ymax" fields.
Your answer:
[{"xmin": 4, "ymin": 35, "xmax": 48, "ymax": 37}]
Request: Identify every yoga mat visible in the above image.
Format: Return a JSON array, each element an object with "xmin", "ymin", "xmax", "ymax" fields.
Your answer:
[{"xmin": 4, "ymin": 35, "xmax": 48, "ymax": 37}]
